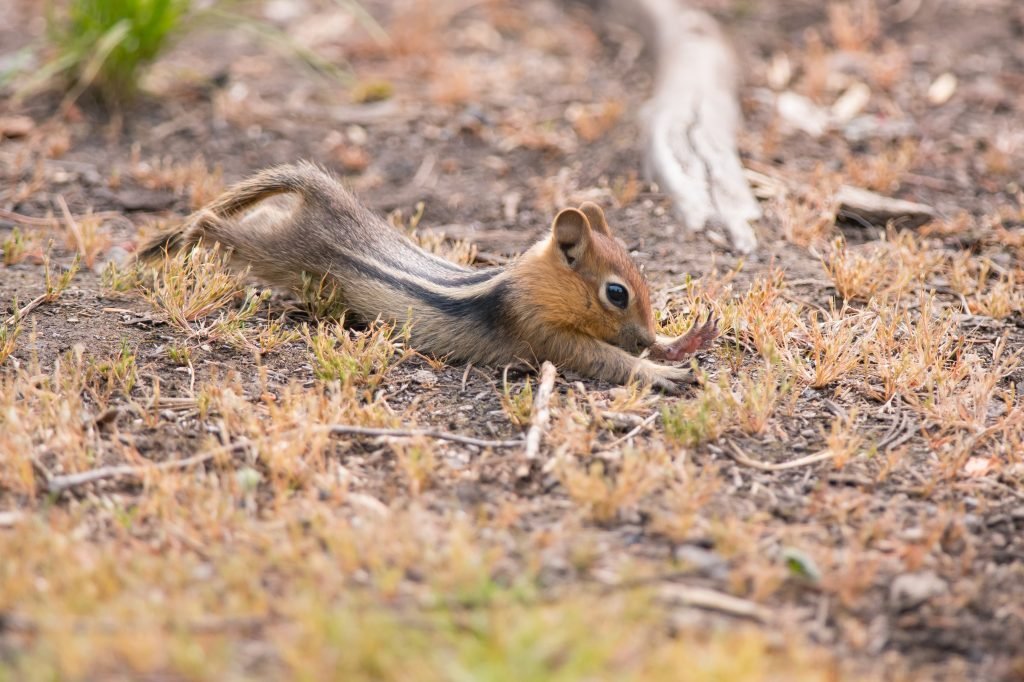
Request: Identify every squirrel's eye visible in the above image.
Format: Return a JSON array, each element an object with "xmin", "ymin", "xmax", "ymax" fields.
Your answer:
[{"xmin": 606, "ymin": 283, "xmax": 629, "ymax": 309}]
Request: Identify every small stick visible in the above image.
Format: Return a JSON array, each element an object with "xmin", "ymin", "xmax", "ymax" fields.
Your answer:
[
  {"xmin": 605, "ymin": 411, "xmax": 660, "ymax": 449},
  {"xmin": 47, "ymin": 448, "xmax": 231, "ymax": 494},
  {"xmin": 658, "ymin": 583, "xmax": 772, "ymax": 623},
  {"xmin": 598, "ymin": 572, "xmax": 770, "ymax": 622},
  {"xmin": 55, "ymin": 194, "xmax": 84, "ymax": 257},
  {"xmin": 4, "ymin": 293, "xmax": 47, "ymax": 327},
  {"xmin": 46, "ymin": 424, "xmax": 524, "ymax": 494},
  {"xmin": 0, "ymin": 208, "xmax": 58, "ymax": 228},
  {"xmin": 0, "ymin": 207, "xmax": 126, "ymax": 228},
  {"xmin": 524, "ymin": 361, "xmax": 558, "ymax": 460},
  {"xmin": 726, "ymin": 439, "xmax": 835, "ymax": 472},
  {"xmin": 324, "ymin": 424, "xmax": 521, "ymax": 449}
]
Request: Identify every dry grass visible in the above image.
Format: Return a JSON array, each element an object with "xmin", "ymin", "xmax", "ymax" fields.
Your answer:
[
  {"xmin": 0, "ymin": 320, "xmax": 20, "ymax": 365},
  {"xmin": 2, "ymin": 0, "xmax": 1024, "ymax": 679},
  {"xmin": 123, "ymin": 151, "xmax": 225, "ymax": 210},
  {"xmin": 306, "ymin": 318, "xmax": 408, "ymax": 391},
  {"xmin": 140, "ymin": 242, "xmax": 281, "ymax": 350},
  {"xmin": 2, "ymin": 228, "xmax": 31, "ymax": 265}
]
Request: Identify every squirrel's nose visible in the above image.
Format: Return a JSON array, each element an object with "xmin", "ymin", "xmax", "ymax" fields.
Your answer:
[{"xmin": 635, "ymin": 329, "xmax": 656, "ymax": 351}]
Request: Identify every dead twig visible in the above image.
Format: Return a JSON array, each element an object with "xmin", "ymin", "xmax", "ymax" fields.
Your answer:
[
  {"xmin": 658, "ymin": 583, "xmax": 772, "ymax": 623},
  {"xmin": 605, "ymin": 411, "xmax": 660, "ymax": 449},
  {"xmin": 46, "ymin": 424, "xmax": 524, "ymax": 494},
  {"xmin": 597, "ymin": 571, "xmax": 770, "ymax": 622},
  {"xmin": 725, "ymin": 439, "xmax": 835, "ymax": 472},
  {"xmin": 524, "ymin": 361, "xmax": 558, "ymax": 461},
  {"xmin": 4, "ymin": 293, "xmax": 47, "ymax": 327},
  {"xmin": 879, "ymin": 414, "xmax": 917, "ymax": 452},
  {"xmin": 0, "ymin": 207, "xmax": 127, "ymax": 229},
  {"xmin": 325, "ymin": 425, "xmax": 521, "ymax": 450},
  {"xmin": 46, "ymin": 447, "xmax": 233, "ymax": 494}
]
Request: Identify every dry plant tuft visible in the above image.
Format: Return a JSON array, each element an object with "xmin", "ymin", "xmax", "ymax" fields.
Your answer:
[
  {"xmin": 142, "ymin": 242, "xmax": 247, "ymax": 331},
  {"xmin": 501, "ymin": 372, "xmax": 534, "ymax": 427},
  {"xmin": 828, "ymin": 0, "xmax": 880, "ymax": 52},
  {"xmin": 823, "ymin": 409, "xmax": 866, "ymax": 468},
  {"xmin": 390, "ymin": 202, "xmax": 478, "ymax": 266},
  {"xmin": 100, "ymin": 259, "xmax": 142, "ymax": 293},
  {"xmin": 771, "ymin": 189, "xmax": 839, "ymax": 248},
  {"xmin": 566, "ymin": 100, "xmax": 624, "ymax": 142},
  {"xmin": 662, "ymin": 360, "xmax": 795, "ymax": 447},
  {"xmin": 254, "ymin": 314, "xmax": 302, "ymax": 354},
  {"xmin": 43, "ymin": 254, "xmax": 81, "ymax": 302},
  {"xmin": 649, "ymin": 460, "xmax": 723, "ymax": 542},
  {"xmin": 127, "ymin": 151, "xmax": 225, "ymax": 210},
  {"xmin": 821, "ymin": 231, "xmax": 941, "ymax": 303},
  {"xmin": 413, "ymin": 229, "xmax": 478, "ymax": 266},
  {"xmin": 948, "ymin": 254, "xmax": 1024, "ymax": 319},
  {"xmin": 85, "ymin": 339, "xmax": 138, "ymax": 399},
  {"xmin": 821, "ymin": 237, "xmax": 888, "ymax": 301},
  {"xmin": 611, "ymin": 172, "xmax": 642, "ymax": 207},
  {"xmin": 58, "ymin": 200, "xmax": 113, "ymax": 269},
  {"xmin": 300, "ymin": 272, "xmax": 349, "ymax": 320},
  {"xmin": 306, "ymin": 318, "xmax": 408, "ymax": 391},
  {"xmin": 662, "ymin": 370, "xmax": 734, "ymax": 448},
  {"xmin": 559, "ymin": 448, "xmax": 667, "ymax": 523},
  {"xmin": 0, "ymin": 319, "xmax": 20, "ymax": 365},
  {"xmin": 796, "ymin": 304, "xmax": 870, "ymax": 389},
  {"xmin": 165, "ymin": 342, "xmax": 193, "ymax": 366},
  {"xmin": 733, "ymin": 360, "xmax": 797, "ymax": 435},
  {"xmin": 724, "ymin": 270, "xmax": 802, "ymax": 362},
  {"xmin": 2, "ymin": 227, "xmax": 31, "ymax": 265},
  {"xmin": 863, "ymin": 295, "xmax": 965, "ymax": 404},
  {"xmin": 843, "ymin": 139, "xmax": 917, "ymax": 194},
  {"xmin": 392, "ymin": 438, "xmax": 437, "ymax": 495}
]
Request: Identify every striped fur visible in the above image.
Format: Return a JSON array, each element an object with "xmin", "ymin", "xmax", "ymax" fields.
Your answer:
[{"xmin": 140, "ymin": 162, "xmax": 694, "ymax": 391}]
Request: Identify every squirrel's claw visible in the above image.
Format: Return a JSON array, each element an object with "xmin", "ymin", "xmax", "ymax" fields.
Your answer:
[{"xmin": 649, "ymin": 317, "xmax": 720, "ymax": 362}]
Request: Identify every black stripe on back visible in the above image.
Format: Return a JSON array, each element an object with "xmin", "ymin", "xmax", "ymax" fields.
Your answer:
[
  {"xmin": 425, "ymin": 278, "xmax": 511, "ymax": 331},
  {"xmin": 434, "ymin": 267, "xmax": 504, "ymax": 286},
  {"xmin": 331, "ymin": 253, "xmax": 511, "ymax": 330},
  {"xmin": 365, "ymin": 240, "xmax": 503, "ymax": 287}
]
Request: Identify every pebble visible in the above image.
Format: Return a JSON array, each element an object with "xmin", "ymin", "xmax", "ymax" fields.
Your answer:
[
  {"xmin": 409, "ymin": 369, "xmax": 438, "ymax": 387},
  {"xmin": 674, "ymin": 544, "xmax": 729, "ymax": 581},
  {"xmin": 889, "ymin": 571, "xmax": 947, "ymax": 611}
]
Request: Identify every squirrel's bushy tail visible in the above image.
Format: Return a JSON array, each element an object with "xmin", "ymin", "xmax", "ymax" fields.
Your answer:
[{"xmin": 137, "ymin": 161, "xmax": 338, "ymax": 261}]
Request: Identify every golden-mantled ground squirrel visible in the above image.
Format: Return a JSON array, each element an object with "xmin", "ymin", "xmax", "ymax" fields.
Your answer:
[{"xmin": 141, "ymin": 162, "xmax": 717, "ymax": 392}]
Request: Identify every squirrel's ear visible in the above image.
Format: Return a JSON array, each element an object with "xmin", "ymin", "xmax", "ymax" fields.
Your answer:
[
  {"xmin": 551, "ymin": 208, "xmax": 592, "ymax": 266},
  {"xmin": 579, "ymin": 202, "xmax": 611, "ymax": 236}
]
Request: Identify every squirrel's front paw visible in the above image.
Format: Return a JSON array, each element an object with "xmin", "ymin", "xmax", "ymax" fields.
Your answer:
[
  {"xmin": 650, "ymin": 317, "xmax": 720, "ymax": 362},
  {"xmin": 641, "ymin": 363, "xmax": 696, "ymax": 395}
]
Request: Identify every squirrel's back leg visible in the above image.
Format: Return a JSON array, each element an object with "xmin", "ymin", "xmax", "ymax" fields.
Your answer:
[{"xmin": 138, "ymin": 209, "xmax": 230, "ymax": 261}]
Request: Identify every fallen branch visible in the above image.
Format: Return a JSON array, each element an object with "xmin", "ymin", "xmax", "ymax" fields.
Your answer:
[
  {"xmin": 835, "ymin": 184, "xmax": 936, "ymax": 229},
  {"xmin": 725, "ymin": 440, "xmax": 836, "ymax": 472},
  {"xmin": 745, "ymin": 165, "xmax": 936, "ymax": 229},
  {"xmin": 524, "ymin": 361, "xmax": 558, "ymax": 460},
  {"xmin": 605, "ymin": 0, "xmax": 761, "ymax": 252}
]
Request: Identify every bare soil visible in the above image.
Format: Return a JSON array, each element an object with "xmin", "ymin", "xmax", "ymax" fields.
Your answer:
[{"xmin": 2, "ymin": 0, "xmax": 1024, "ymax": 680}]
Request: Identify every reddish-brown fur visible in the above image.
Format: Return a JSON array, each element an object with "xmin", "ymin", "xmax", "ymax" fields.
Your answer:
[{"xmin": 141, "ymin": 163, "xmax": 712, "ymax": 392}]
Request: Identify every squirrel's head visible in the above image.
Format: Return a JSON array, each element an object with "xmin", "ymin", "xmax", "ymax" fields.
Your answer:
[{"xmin": 530, "ymin": 202, "xmax": 656, "ymax": 354}]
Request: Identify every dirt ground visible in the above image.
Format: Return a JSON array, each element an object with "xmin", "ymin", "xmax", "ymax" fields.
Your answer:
[{"xmin": 2, "ymin": 0, "xmax": 1024, "ymax": 680}]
